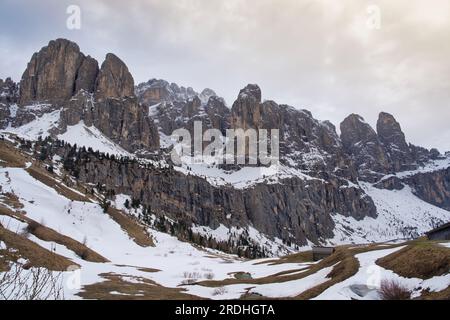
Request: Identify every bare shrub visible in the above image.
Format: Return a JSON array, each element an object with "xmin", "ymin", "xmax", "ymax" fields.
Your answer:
[
  {"xmin": 0, "ymin": 263, "xmax": 64, "ymax": 300},
  {"xmin": 212, "ymin": 286, "xmax": 227, "ymax": 296},
  {"xmin": 26, "ymin": 220, "xmax": 40, "ymax": 233},
  {"xmin": 204, "ymin": 272, "xmax": 215, "ymax": 280},
  {"xmin": 379, "ymin": 279, "xmax": 411, "ymax": 300},
  {"xmin": 79, "ymin": 248, "xmax": 90, "ymax": 260},
  {"xmin": 183, "ymin": 271, "xmax": 201, "ymax": 279},
  {"xmin": 180, "ymin": 279, "xmax": 197, "ymax": 285},
  {"xmin": 181, "ymin": 271, "xmax": 202, "ymax": 285}
]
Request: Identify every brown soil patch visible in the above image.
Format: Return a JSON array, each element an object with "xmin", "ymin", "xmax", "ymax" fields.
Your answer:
[
  {"xmin": 255, "ymin": 250, "xmax": 314, "ymax": 265},
  {"xmin": 0, "ymin": 225, "xmax": 77, "ymax": 271},
  {"xmin": 0, "ymin": 139, "xmax": 28, "ymax": 168},
  {"xmin": 77, "ymin": 272, "xmax": 202, "ymax": 300}
]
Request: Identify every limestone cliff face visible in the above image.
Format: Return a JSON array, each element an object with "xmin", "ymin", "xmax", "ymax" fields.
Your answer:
[
  {"xmin": 0, "ymin": 78, "xmax": 18, "ymax": 129},
  {"xmin": 1, "ymin": 38, "xmax": 449, "ymax": 251},
  {"xmin": 48, "ymin": 144, "xmax": 376, "ymax": 245},
  {"xmin": 340, "ymin": 112, "xmax": 441, "ymax": 181},
  {"xmin": 229, "ymin": 84, "xmax": 353, "ymax": 176},
  {"xmin": 135, "ymin": 78, "xmax": 230, "ymax": 141},
  {"xmin": 14, "ymin": 39, "xmax": 159, "ymax": 151},
  {"xmin": 19, "ymin": 39, "xmax": 98, "ymax": 106},
  {"xmin": 95, "ymin": 53, "xmax": 134, "ymax": 101},
  {"xmin": 75, "ymin": 56, "xmax": 99, "ymax": 94},
  {"xmin": 231, "ymin": 84, "xmax": 263, "ymax": 130},
  {"xmin": 405, "ymin": 168, "xmax": 450, "ymax": 211},
  {"xmin": 340, "ymin": 114, "xmax": 390, "ymax": 179},
  {"xmin": 377, "ymin": 112, "xmax": 415, "ymax": 171}
]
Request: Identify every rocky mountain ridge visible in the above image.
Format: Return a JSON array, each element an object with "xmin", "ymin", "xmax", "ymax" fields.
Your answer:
[
  {"xmin": 1, "ymin": 39, "xmax": 159, "ymax": 152},
  {"xmin": 0, "ymin": 38, "xmax": 449, "ymax": 252}
]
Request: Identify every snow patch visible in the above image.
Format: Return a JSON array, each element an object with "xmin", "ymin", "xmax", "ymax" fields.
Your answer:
[{"xmin": 58, "ymin": 121, "xmax": 130, "ymax": 156}]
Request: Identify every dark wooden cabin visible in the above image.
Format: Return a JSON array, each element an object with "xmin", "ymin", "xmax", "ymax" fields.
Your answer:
[
  {"xmin": 425, "ymin": 222, "xmax": 450, "ymax": 241},
  {"xmin": 312, "ymin": 246, "xmax": 335, "ymax": 261}
]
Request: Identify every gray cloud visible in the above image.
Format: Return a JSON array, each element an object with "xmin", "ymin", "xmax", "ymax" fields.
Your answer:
[{"xmin": 1, "ymin": 0, "xmax": 449, "ymax": 151}]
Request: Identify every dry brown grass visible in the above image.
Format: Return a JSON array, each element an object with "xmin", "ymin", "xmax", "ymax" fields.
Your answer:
[
  {"xmin": 106, "ymin": 207, "xmax": 154, "ymax": 247},
  {"xmin": 254, "ymin": 250, "xmax": 314, "ymax": 265},
  {"xmin": 419, "ymin": 286, "xmax": 450, "ymax": 300},
  {"xmin": 196, "ymin": 243, "xmax": 400, "ymax": 301},
  {"xmin": 0, "ymin": 205, "xmax": 108, "ymax": 263},
  {"xmin": 77, "ymin": 273, "xmax": 203, "ymax": 300},
  {"xmin": 198, "ymin": 246, "xmax": 351, "ymax": 288},
  {"xmin": 0, "ymin": 192, "xmax": 24, "ymax": 211},
  {"xmin": 376, "ymin": 241, "xmax": 450, "ymax": 279},
  {"xmin": 0, "ymin": 140, "xmax": 28, "ymax": 168},
  {"xmin": 295, "ymin": 254, "xmax": 359, "ymax": 299},
  {"xmin": 0, "ymin": 225, "xmax": 77, "ymax": 271}
]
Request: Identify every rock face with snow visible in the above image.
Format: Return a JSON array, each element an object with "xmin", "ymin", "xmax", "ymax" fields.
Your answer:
[
  {"xmin": 0, "ymin": 77, "xmax": 18, "ymax": 104},
  {"xmin": 6, "ymin": 39, "xmax": 159, "ymax": 152},
  {"xmin": 60, "ymin": 90, "xmax": 159, "ymax": 152},
  {"xmin": 340, "ymin": 113, "xmax": 389, "ymax": 179},
  {"xmin": 1, "ymin": 38, "xmax": 449, "ymax": 251},
  {"xmin": 40, "ymin": 142, "xmax": 376, "ymax": 246},
  {"xmin": 229, "ymin": 84, "xmax": 352, "ymax": 174},
  {"xmin": 340, "ymin": 112, "xmax": 440, "ymax": 181},
  {"xmin": 377, "ymin": 112, "xmax": 415, "ymax": 172},
  {"xmin": 136, "ymin": 78, "xmax": 230, "ymax": 140},
  {"xmin": 0, "ymin": 78, "xmax": 18, "ymax": 129},
  {"xmin": 404, "ymin": 167, "xmax": 450, "ymax": 211}
]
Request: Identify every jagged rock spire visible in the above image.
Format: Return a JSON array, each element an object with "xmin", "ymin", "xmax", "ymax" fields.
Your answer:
[
  {"xmin": 95, "ymin": 53, "xmax": 135, "ymax": 101},
  {"xmin": 19, "ymin": 38, "xmax": 99, "ymax": 106}
]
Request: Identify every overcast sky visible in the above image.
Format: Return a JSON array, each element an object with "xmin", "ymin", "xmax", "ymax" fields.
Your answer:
[{"xmin": 1, "ymin": 0, "xmax": 449, "ymax": 151}]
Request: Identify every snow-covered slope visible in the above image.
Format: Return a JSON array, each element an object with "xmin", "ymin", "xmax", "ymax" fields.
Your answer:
[
  {"xmin": 330, "ymin": 182, "xmax": 450, "ymax": 244},
  {"xmin": 0, "ymin": 165, "xmax": 312, "ymax": 299},
  {"xmin": 58, "ymin": 121, "xmax": 131, "ymax": 157},
  {"xmin": 0, "ymin": 154, "xmax": 449, "ymax": 300},
  {"xmin": 1, "ymin": 111, "xmax": 131, "ymax": 157}
]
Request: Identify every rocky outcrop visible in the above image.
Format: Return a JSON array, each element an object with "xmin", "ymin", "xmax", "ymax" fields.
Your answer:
[
  {"xmin": 19, "ymin": 39, "xmax": 98, "ymax": 106},
  {"xmin": 75, "ymin": 56, "xmax": 99, "ymax": 94},
  {"xmin": 340, "ymin": 112, "xmax": 443, "ymax": 181},
  {"xmin": 376, "ymin": 112, "xmax": 415, "ymax": 171},
  {"xmin": 0, "ymin": 78, "xmax": 18, "ymax": 129},
  {"xmin": 340, "ymin": 114, "xmax": 389, "ymax": 179},
  {"xmin": 60, "ymin": 90, "xmax": 160, "ymax": 152},
  {"xmin": 11, "ymin": 39, "xmax": 160, "ymax": 152},
  {"xmin": 231, "ymin": 84, "xmax": 262, "ymax": 130},
  {"xmin": 136, "ymin": 79, "xmax": 199, "ymax": 106},
  {"xmin": 46, "ymin": 143, "xmax": 376, "ymax": 245},
  {"xmin": 229, "ymin": 84, "xmax": 353, "ymax": 175},
  {"xmin": 377, "ymin": 112, "xmax": 409, "ymax": 153},
  {"xmin": 0, "ymin": 78, "xmax": 18, "ymax": 104},
  {"xmin": 136, "ymin": 78, "xmax": 229, "ymax": 142},
  {"xmin": 95, "ymin": 53, "xmax": 134, "ymax": 101},
  {"xmin": 404, "ymin": 167, "xmax": 450, "ymax": 211}
]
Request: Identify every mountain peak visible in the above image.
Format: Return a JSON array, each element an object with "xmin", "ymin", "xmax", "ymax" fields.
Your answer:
[
  {"xmin": 95, "ymin": 53, "xmax": 134, "ymax": 100},
  {"xmin": 19, "ymin": 38, "xmax": 91, "ymax": 105},
  {"xmin": 238, "ymin": 84, "xmax": 261, "ymax": 102},
  {"xmin": 377, "ymin": 111, "xmax": 409, "ymax": 150}
]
